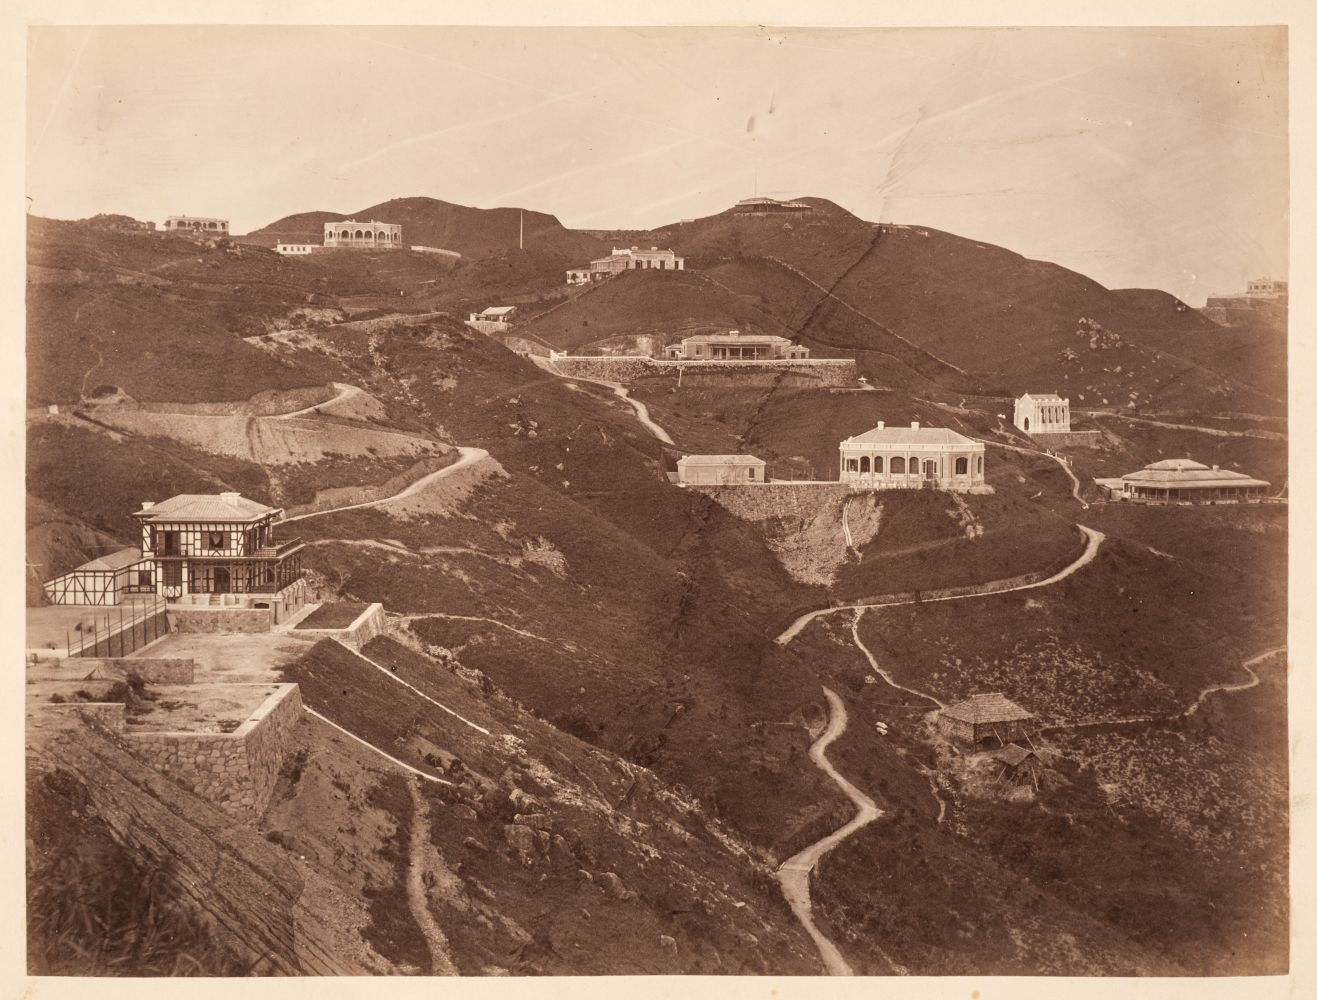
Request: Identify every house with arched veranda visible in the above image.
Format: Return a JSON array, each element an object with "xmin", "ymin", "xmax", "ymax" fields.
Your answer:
[
  {"xmin": 323, "ymin": 219, "xmax": 403, "ymax": 249},
  {"xmin": 839, "ymin": 422, "xmax": 990, "ymax": 493}
]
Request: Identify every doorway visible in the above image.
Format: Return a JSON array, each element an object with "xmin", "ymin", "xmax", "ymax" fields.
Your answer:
[{"xmin": 213, "ymin": 567, "xmax": 231, "ymax": 593}]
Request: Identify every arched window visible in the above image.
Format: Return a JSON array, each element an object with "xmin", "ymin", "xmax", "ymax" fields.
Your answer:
[
  {"xmin": 955, "ymin": 457, "xmax": 968, "ymax": 475},
  {"xmin": 874, "ymin": 456, "xmax": 884, "ymax": 474},
  {"xmin": 355, "ymin": 229, "xmax": 365, "ymax": 239},
  {"xmin": 891, "ymin": 456, "xmax": 905, "ymax": 474},
  {"xmin": 976, "ymin": 455, "xmax": 983, "ymax": 474},
  {"xmin": 860, "ymin": 456, "xmax": 870, "ymax": 473}
]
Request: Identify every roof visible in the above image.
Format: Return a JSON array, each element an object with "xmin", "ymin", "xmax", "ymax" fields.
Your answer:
[
  {"xmin": 843, "ymin": 423, "xmax": 981, "ymax": 448},
  {"xmin": 133, "ymin": 493, "xmax": 278, "ymax": 523},
  {"xmin": 1121, "ymin": 459, "xmax": 1269, "ymax": 489},
  {"xmin": 992, "ymin": 744, "xmax": 1058, "ymax": 767},
  {"xmin": 683, "ymin": 333, "xmax": 793, "ymax": 345},
  {"xmin": 942, "ymin": 693, "xmax": 1036, "ymax": 725},
  {"xmin": 479, "ymin": 306, "xmax": 517, "ymax": 317},
  {"xmin": 1020, "ymin": 392, "xmax": 1065, "ymax": 402},
  {"xmin": 677, "ymin": 454, "xmax": 766, "ymax": 467},
  {"xmin": 75, "ymin": 547, "xmax": 148, "ymax": 573}
]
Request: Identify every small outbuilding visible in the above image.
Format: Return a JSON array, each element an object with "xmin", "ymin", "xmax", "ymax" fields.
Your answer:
[
  {"xmin": 991, "ymin": 744, "xmax": 1056, "ymax": 788},
  {"xmin": 938, "ymin": 693, "xmax": 1038, "ymax": 746},
  {"xmin": 676, "ymin": 454, "xmax": 767, "ymax": 486}
]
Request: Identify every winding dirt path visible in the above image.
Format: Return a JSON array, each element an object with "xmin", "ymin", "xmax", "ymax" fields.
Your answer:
[
  {"xmin": 1082, "ymin": 410, "xmax": 1286, "ymax": 441},
  {"xmin": 281, "ymin": 447, "xmax": 490, "ymax": 525},
  {"xmin": 404, "ymin": 777, "xmax": 458, "ymax": 975},
  {"xmin": 984, "ymin": 438, "xmax": 1089, "ymax": 509},
  {"xmin": 533, "ymin": 356, "xmax": 675, "ymax": 445},
  {"xmin": 339, "ymin": 641, "xmax": 493, "ymax": 736},
  {"xmin": 275, "ymin": 381, "xmax": 364, "ymax": 419},
  {"xmin": 776, "ymin": 524, "xmax": 1105, "ymax": 644},
  {"xmin": 776, "ymin": 687, "xmax": 890, "ymax": 976},
  {"xmin": 850, "ymin": 610, "xmax": 945, "ymax": 709}
]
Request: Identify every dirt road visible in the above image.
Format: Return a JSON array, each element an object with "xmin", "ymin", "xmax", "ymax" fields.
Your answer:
[
  {"xmin": 533, "ymin": 356, "xmax": 675, "ymax": 445},
  {"xmin": 281, "ymin": 447, "xmax": 490, "ymax": 525},
  {"xmin": 275, "ymin": 381, "xmax": 364, "ymax": 419},
  {"xmin": 776, "ymin": 687, "xmax": 884, "ymax": 976},
  {"xmin": 776, "ymin": 525, "xmax": 1105, "ymax": 644}
]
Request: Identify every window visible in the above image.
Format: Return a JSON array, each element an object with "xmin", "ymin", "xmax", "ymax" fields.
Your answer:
[
  {"xmin": 955, "ymin": 457, "xmax": 968, "ymax": 475},
  {"xmin": 874, "ymin": 456, "xmax": 884, "ymax": 474},
  {"xmin": 860, "ymin": 456, "xmax": 870, "ymax": 473},
  {"xmin": 976, "ymin": 455, "xmax": 983, "ymax": 474},
  {"xmin": 846, "ymin": 459, "xmax": 858, "ymax": 472},
  {"xmin": 206, "ymin": 531, "xmax": 226, "ymax": 552},
  {"xmin": 748, "ymin": 468, "xmax": 757, "ymax": 480},
  {"xmin": 137, "ymin": 569, "xmax": 153, "ymax": 588},
  {"xmin": 891, "ymin": 456, "xmax": 906, "ymax": 474}
]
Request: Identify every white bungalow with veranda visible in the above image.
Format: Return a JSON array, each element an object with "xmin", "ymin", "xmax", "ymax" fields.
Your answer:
[{"xmin": 839, "ymin": 422, "xmax": 989, "ymax": 493}]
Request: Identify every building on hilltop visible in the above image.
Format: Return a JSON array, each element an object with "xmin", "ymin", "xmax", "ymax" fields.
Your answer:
[
  {"xmin": 1246, "ymin": 277, "xmax": 1288, "ymax": 300},
  {"xmin": 132, "ymin": 493, "xmax": 305, "ymax": 608},
  {"xmin": 676, "ymin": 454, "xmax": 766, "ymax": 485},
  {"xmin": 466, "ymin": 306, "xmax": 518, "ymax": 333},
  {"xmin": 323, "ymin": 219, "xmax": 402, "ymax": 249},
  {"xmin": 733, "ymin": 196, "xmax": 812, "ymax": 214},
  {"xmin": 274, "ymin": 242, "xmax": 316, "ymax": 256},
  {"xmin": 938, "ymin": 693, "xmax": 1038, "ymax": 746},
  {"xmin": 839, "ymin": 421, "xmax": 987, "ymax": 492},
  {"xmin": 664, "ymin": 330, "xmax": 809, "ymax": 360},
  {"xmin": 164, "ymin": 215, "xmax": 229, "ymax": 235},
  {"xmin": 1013, "ymin": 392, "xmax": 1071, "ymax": 435},
  {"xmin": 1095, "ymin": 458, "xmax": 1270, "ymax": 504},
  {"xmin": 566, "ymin": 246, "xmax": 685, "ymax": 284},
  {"xmin": 42, "ymin": 492, "xmax": 306, "ymax": 617}
]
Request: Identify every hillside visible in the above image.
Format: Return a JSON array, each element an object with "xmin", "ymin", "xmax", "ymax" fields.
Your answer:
[
  {"xmin": 613, "ymin": 199, "xmax": 1282, "ymax": 415},
  {"xmin": 245, "ymin": 196, "xmax": 606, "ymax": 261},
  {"xmin": 25, "ymin": 197, "xmax": 1288, "ymax": 976}
]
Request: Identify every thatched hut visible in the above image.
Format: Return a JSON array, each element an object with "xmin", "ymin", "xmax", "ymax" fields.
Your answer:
[{"xmin": 938, "ymin": 693, "xmax": 1038, "ymax": 746}]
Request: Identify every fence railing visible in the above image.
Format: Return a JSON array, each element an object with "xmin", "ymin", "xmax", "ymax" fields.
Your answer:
[{"xmin": 67, "ymin": 597, "xmax": 168, "ymax": 658}]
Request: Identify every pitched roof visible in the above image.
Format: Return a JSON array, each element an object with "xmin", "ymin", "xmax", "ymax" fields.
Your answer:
[
  {"xmin": 133, "ymin": 493, "xmax": 278, "ymax": 523},
  {"xmin": 942, "ymin": 693, "xmax": 1036, "ymax": 725},
  {"xmin": 1122, "ymin": 459, "xmax": 1269, "ymax": 488},
  {"xmin": 1020, "ymin": 392, "xmax": 1065, "ymax": 402},
  {"xmin": 479, "ymin": 306, "xmax": 517, "ymax": 317},
  {"xmin": 843, "ymin": 424, "xmax": 981, "ymax": 448},
  {"xmin": 683, "ymin": 333, "xmax": 793, "ymax": 345},
  {"xmin": 75, "ymin": 547, "xmax": 148, "ymax": 572},
  {"xmin": 677, "ymin": 454, "xmax": 766, "ymax": 466}
]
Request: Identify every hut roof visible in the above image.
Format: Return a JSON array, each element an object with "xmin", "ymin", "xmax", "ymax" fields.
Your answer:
[
  {"xmin": 942, "ymin": 693, "xmax": 1035, "ymax": 725},
  {"xmin": 75, "ymin": 547, "xmax": 148, "ymax": 573}
]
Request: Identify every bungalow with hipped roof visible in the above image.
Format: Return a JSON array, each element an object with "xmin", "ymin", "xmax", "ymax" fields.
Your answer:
[
  {"xmin": 1095, "ymin": 458, "xmax": 1270, "ymax": 504},
  {"xmin": 938, "ymin": 693, "xmax": 1038, "ymax": 746}
]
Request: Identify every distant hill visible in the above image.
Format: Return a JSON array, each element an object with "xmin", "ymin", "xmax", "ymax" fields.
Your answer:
[
  {"xmin": 245, "ymin": 196, "xmax": 606, "ymax": 261},
  {"xmin": 607, "ymin": 198, "xmax": 1283, "ymax": 414}
]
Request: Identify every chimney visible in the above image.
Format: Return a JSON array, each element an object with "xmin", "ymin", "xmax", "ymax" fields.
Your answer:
[
  {"xmin": 876, "ymin": 421, "xmax": 885, "ymax": 430},
  {"xmin": 911, "ymin": 420, "xmax": 920, "ymax": 430},
  {"xmin": 220, "ymin": 491, "xmax": 241, "ymax": 503},
  {"xmin": 1211, "ymin": 464, "xmax": 1220, "ymax": 472},
  {"xmin": 140, "ymin": 501, "xmax": 155, "ymax": 510}
]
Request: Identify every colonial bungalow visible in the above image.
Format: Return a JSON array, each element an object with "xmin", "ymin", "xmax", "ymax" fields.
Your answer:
[
  {"xmin": 163, "ymin": 215, "xmax": 229, "ymax": 234},
  {"xmin": 42, "ymin": 547, "xmax": 153, "ymax": 607},
  {"xmin": 938, "ymin": 693, "xmax": 1038, "ymax": 746},
  {"xmin": 1013, "ymin": 392, "xmax": 1071, "ymax": 434},
  {"xmin": 733, "ymin": 196, "xmax": 812, "ymax": 214},
  {"xmin": 676, "ymin": 454, "xmax": 767, "ymax": 485},
  {"xmin": 274, "ymin": 243, "xmax": 316, "ymax": 256},
  {"xmin": 1095, "ymin": 458, "xmax": 1270, "ymax": 504},
  {"xmin": 664, "ymin": 330, "xmax": 809, "ymax": 360},
  {"xmin": 130, "ymin": 493, "xmax": 305, "ymax": 604},
  {"xmin": 323, "ymin": 220, "xmax": 402, "ymax": 249},
  {"xmin": 568, "ymin": 246, "xmax": 686, "ymax": 284},
  {"xmin": 839, "ymin": 421, "xmax": 988, "ymax": 492}
]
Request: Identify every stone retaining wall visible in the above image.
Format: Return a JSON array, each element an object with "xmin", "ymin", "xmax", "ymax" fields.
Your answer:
[
  {"xmin": 550, "ymin": 355, "xmax": 857, "ymax": 388},
  {"xmin": 125, "ymin": 684, "xmax": 303, "ymax": 820},
  {"xmin": 168, "ymin": 607, "xmax": 273, "ymax": 634},
  {"xmin": 1031, "ymin": 430, "xmax": 1103, "ymax": 449},
  {"xmin": 290, "ymin": 603, "xmax": 385, "ymax": 650},
  {"xmin": 74, "ymin": 657, "xmax": 196, "ymax": 684}
]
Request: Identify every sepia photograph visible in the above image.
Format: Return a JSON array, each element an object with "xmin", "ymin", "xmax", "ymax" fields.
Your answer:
[{"xmin": 15, "ymin": 5, "xmax": 1302, "ymax": 991}]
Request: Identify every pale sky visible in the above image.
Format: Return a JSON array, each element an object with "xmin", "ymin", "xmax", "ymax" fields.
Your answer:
[{"xmin": 27, "ymin": 25, "xmax": 1287, "ymax": 305}]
